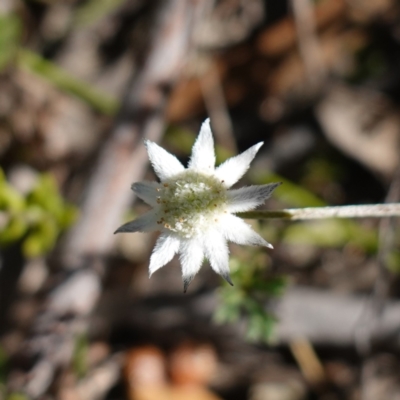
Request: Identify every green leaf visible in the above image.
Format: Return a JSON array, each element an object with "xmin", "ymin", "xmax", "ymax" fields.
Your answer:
[
  {"xmin": 17, "ymin": 49, "xmax": 119, "ymax": 115},
  {"xmin": 6, "ymin": 394, "xmax": 29, "ymax": 400},
  {"xmin": 213, "ymin": 303, "xmax": 241, "ymax": 324},
  {"xmin": 0, "ymin": 216, "xmax": 27, "ymax": 244},
  {"xmin": 72, "ymin": 334, "xmax": 88, "ymax": 378},
  {"xmin": 253, "ymin": 276, "xmax": 287, "ymax": 296},
  {"xmin": 0, "ymin": 169, "xmax": 76, "ymax": 255},
  {"xmin": 386, "ymin": 250, "xmax": 400, "ymax": 274},
  {"xmin": 246, "ymin": 311, "xmax": 276, "ymax": 343},
  {"xmin": 27, "ymin": 174, "xmax": 63, "ymax": 220},
  {"xmin": 27, "ymin": 174, "xmax": 77, "ymax": 229},
  {"xmin": 0, "ymin": 15, "xmax": 21, "ymax": 71},
  {"xmin": 74, "ymin": 0, "xmax": 125, "ymax": 27},
  {"xmin": 215, "ymin": 252, "xmax": 286, "ymax": 344},
  {"xmin": 59, "ymin": 204, "xmax": 78, "ymax": 229},
  {"xmin": 250, "ymin": 170, "xmax": 326, "ymax": 207},
  {"xmin": 0, "ymin": 183, "xmax": 25, "ymax": 212},
  {"xmin": 38, "ymin": 218, "xmax": 58, "ymax": 250},
  {"xmin": 22, "ymin": 232, "xmax": 45, "ymax": 258},
  {"xmin": 283, "ymin": 219, "xmax": 377, "ymax": 251},
  {"xmin": 214, "ymin": 285, "xmax": 245, "ymax": 324},
  {"xmin": 22, "ymin": 216, "xmax": 59, "ymax": 257}
]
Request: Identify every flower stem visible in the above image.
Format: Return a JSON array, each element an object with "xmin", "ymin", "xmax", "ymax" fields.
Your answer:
[{"xmin": 236, "ymin": 203, "xmax": 400, "ymax": 220}]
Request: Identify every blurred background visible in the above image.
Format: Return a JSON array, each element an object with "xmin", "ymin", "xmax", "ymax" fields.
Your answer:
[{"xmin": 1, "ymin": 0, "xmax": 400, "ymax": 399}]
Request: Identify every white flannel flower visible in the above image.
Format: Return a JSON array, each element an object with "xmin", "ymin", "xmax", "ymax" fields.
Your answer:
[{"xmin": 115, "ymin": 119, "xmax": 281, "ymax": 292}]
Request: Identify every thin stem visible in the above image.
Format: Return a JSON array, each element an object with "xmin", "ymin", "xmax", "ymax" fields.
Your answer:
[{"xmin": 236, "ymin": 203, "xmax": 400, "ymax": 220}]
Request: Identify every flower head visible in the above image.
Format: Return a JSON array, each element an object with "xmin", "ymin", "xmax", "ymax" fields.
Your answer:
[{"xmin": 115, "ymin": 119, "xmax": 280, "ymax": 292}]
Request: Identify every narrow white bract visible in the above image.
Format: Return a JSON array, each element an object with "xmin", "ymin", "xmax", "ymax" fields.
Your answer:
[{"xmin": 115, "ymin": 119, "xmax": 280, "ymax": 292}]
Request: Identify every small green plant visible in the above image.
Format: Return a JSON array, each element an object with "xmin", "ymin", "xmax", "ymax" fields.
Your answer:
[
  {"xmin": 18, "ymin": 50, "xmax": 119, "ymax": 115},
  {"xmin": 0, "ymin": 14, "xmax": 21, "ymax": 71},
  {"xmin": 72, "ymin": 334, "xmax": 89, "ymax": 379},
  {"xmin": 6, "ymin": 394, "xmax": 29, "ymax": 400},
  {"xmin": 214, "ymin": 250, "xmax": 287, "ymax": 343},
  {"xmin": 0, "ymin": 169, "xmax": 77, "ymax": 258}
]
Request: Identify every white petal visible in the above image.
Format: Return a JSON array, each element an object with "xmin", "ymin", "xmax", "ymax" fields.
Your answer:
[
  {"xmin": 114, "ymin": 209, "xmax": 159, "ymax": 234},
  {"xmin": 145, "ymin": 140, "xmax": 185, "ymax": 181},
  {"xmin": 226, "ymin": 183, "xmax": 281, "ymax": 213},
  {"xmin": 203, "ymin": 231, "xmax": 233, "ymax": 285},
  {"xmin": 218, "ymin": 214, "xmax": 273, "ymax": 249},
  {"xmin": 179, "ymin": 239, "xmax": 204, "ymax": 292},
  {"xmin": 215, "ymin": 142, "xmax": 263, "ymax": 188},
  {"xmin": 132, "ymin": 181, "xmax": 162, "ymax": 207},
  {"xmin": 149, "ymin": 234, "xmax": 180, "ymax": 276},
  {"xmin": 188, "ymin": 118, "xmax": 215, "ymax": 173}
]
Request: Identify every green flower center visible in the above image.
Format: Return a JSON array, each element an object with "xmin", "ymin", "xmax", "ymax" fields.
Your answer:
[{"xmin": 156, "ymin": 170, "xmax": 227, "ymax": 238}]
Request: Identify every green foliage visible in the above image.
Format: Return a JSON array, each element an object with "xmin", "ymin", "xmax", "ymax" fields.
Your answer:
[
  {"xmin": 250, "ymin": 170, "xmax": 326, "ymax": 208},
  {"xmin": 72, "ymin": 334, "xmax": 88, "ymax": 379},
  {"xmin": 246, "ymin": 305, "xmax": 277, "ymax": 342},
  {"xmin": 283, "ymin": 219, "xmax": 378, "ymax": 253},
  {"xmin": 214, "ymin": 252, "xmax": 287, "ymax": 343},
  {"xmin": 74, "ymin": 0, "xmax": 125, "ymax": 27},
  {"xmin": 386, "ymin": 250, "xmax": 400, "ymax": 274},
  {"xmin": 17, "ymin": 50, "xmax": 119, "ymax": 115},
  {"xmin": 6, "ymin": 394, "xmax": 29, "ymax": 400},
  {"xmin": 251, "ymin": 170, "xmax": 379, "ymax": 252},
  {"xmin": 0, "ymin": 169, "xmax": 77, "ymax": 258},
  {"xmin": 0, "ymin": 11, "xmax": 119, "ymax": 114},
  {"xmin": 0, "ymin": 15, "xmax": 21, "ymax": 71}
]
